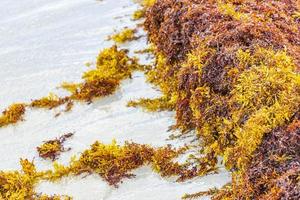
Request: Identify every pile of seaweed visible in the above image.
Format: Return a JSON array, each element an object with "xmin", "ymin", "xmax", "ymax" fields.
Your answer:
[{"xmin": 135, "ymin": 0, "xmax": 300, "ymax": 199}]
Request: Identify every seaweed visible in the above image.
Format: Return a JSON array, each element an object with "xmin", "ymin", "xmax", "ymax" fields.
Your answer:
[
  {"xmin": 0, "ymin": 104, "xmax": 26, "ymax": 128},
  {"xmin": 220, "ymin": 114, "xmax": 300, "ymax": 200},
  {"xmin": 141, "ymin": 0, "xmax": 156, "ymax": 7},
  {"xmin": 36, "ymin": 195, "xmax": 72, "ymax": 200},
  {"xmin": 1, "ymin": 139, "xmax": 197, "ymax": 198},
  {"xmin": 131, "ymin": 0, "xmax": 158, "ymax": 21},
  {"xmin": 143, "ymin": 0, "xmax": 300, "ymax": 198},
  {"xmin": 46, "ymin": 140, "xmax": 197, "ymax": 187},
  {"xmin": 135, "ymin": 0, "xmax": 156, "ymax": 8},
  {"xmin": 109, "ymin": 28, "xmax": 138, "ymax": 44},
  {"xmin": 0, "ymin": 159, "xmax": 69, "ymax": 200},
  {"xmin": 0, "ymin": 159, "xmax": 38, "ymax": 199},
  {"xmin": 134, "ymin": 47, "xmax": 153, "ymax": 54},
  {"xmin": 127, "ymin": 52, "xmax": 179, "ymax": 113},
  {"xmin": 132, "ymin": 9, "xmax": 145, "ymax": 20},
  {"xmin": 127, "ymin": 96, "xmax": 174, "ymax": 112},
  {"xmin": 30, "ymin": 93, "xmax": 70, "ymax": 110},
  {"xmin": 217, "ymin": 1, "xmax": 249, "ymax": 21},
  {"xmin": 182, "ymin": 188, "xmax": 218, "ymax": 200},
  {"xmin": 37, "ymin": 133, "xmax": 74, "ymax": 161},
  {"xmin": 68, "ymin": 78, "xmax": 119, "ymax": 102},
  {"xmin": 63, "ymin": 45, "xmax": 144, "ymax": 102}
]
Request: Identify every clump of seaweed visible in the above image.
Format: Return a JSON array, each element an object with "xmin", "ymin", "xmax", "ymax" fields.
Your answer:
[
  {"xmin": 217, "ymin": 1, "xmax": 249, "ymax": 21},
  {"xmin": 109, "ymin": 28, "xmax": 138, "ymax": 44},
  {"xmin": 67, "ymin": 78, "xmax": 119, "ymax": 103},
  {"xmin": 132, "ymin": 9, "xmax": 145, "ymax": 20},
  {"xmin": 218, "ymin": 114, "xmax": 300, "ymax": 200},
  {"xmin": 50, "ymin": 45, "xmax": 142, "ymax": 104},
  {"xmin": 0, "ymin": 159, "xmax": 70, "ymax": 200},
  {"xmin": 139, "ymin": 0, "xmax": 156, "ymax": 7},
  {"xmin": 30, "ymin": 94, "xmax": 70, "ymax": 110},
  {"xmin": 46, "ymin": 140, "xmax": 196, "ymax": 187},
  {"xmin": 37, "ymin": 133, "xmax": 74, "ymax": 161},
  {"xmin": 127, "ymin": 96, "xmax": 174, "ymax": 112},
  {"xmin": 292, "ymin": 9, "xmax": 300, "ymax": 20},
  {"xmin": 134, "ymin": 47, "xmax": 153, "ymax": 55},
  {"xmin": 0, "ymin": 159, "xmax": 38, "ymax": 199},
  {"xmin": 132, "ymin": 0, "xmax": 156, "ymax": 21},
  {"xmin": 61, "ymin": 45, "xmax": 144, "ymax": 103},
  {"xmin": 0, "ymin": 104, "xmax": 26, "ymax": 128},
  {"xmin": 142, "ymin": 0, "xmax": 300, "ymax": 198}
]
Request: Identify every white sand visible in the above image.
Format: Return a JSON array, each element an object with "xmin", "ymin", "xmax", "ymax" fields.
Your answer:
[{"xmin": 0, "ymin": 0, "xmax": 230, "ymax": 199}]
